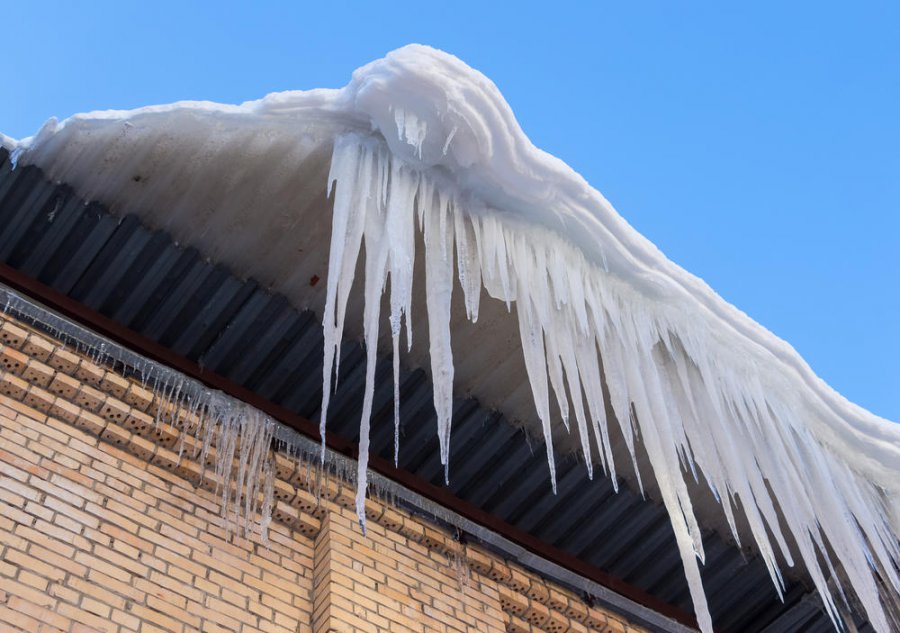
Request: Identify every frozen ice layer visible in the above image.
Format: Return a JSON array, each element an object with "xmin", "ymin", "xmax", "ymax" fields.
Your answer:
[{"xmin": 9, "ymin": 44, "xmax": 899, "ymax": 633}]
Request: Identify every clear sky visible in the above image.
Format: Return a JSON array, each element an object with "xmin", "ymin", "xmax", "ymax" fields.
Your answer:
[{"xmin": 3, "ymin": 2, "xmax": 897, "ymax": 421}]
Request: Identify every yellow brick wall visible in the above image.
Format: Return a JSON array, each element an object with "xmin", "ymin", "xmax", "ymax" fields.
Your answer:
[{"xmin": 0, "ymin": 314, "xmax": 646, "ymax": 633}]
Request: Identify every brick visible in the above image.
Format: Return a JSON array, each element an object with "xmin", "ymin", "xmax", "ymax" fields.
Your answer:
[
  {"xmin": 0, "ymin": 446, "xmax": 48, "ymax": 479},
  {"xmin": 57, "ymin": 600, "xmax": 118, "ymax": 633},
  {"xmin": 27, "ymin": 543, "xmax": 89, "ymax": 577},
  {"xmin": 100, "ymin": 422, "xmax": 133, "ymax": 450},
  {"xmin": 44, "ymin": 493, "xmax": 100, "ymax": 529},
  {"xmin": 123, "ymin": 383, "xmax": 154, "ymax": 411},
  {"xmin": 149, "ymin": 570, "xmax": 205, "ymax": 604},
  {"xmin": 21, "ymin": 358, "xmax": 55, "ymax": 387},
  {"xmin": 92, "ymin": 543, "xmax": 150, "ymax": 578},
  {"xmin": 3, "ymin": 467, "xmax": 41, "ymax": 508},
  {"xmin": 72, "ymin": 408, "xmax": 109, "ymax": 436},
  {"xmin": 20, "ymin": 334, "xmax": 55, "ymax": 362},
  {"xmin": 0, "ymin": 500, "xmax": 34, "ymax": 530},
  {"xmin": 0, "ymin": 347, "xmax": 34, "ymax": 372},
  {"xmin": 86, "ymin": 569, "xmax": 145, "ymax": 603},
  {"xmin": 66, "ymin": 576, "xmax": 127, "ymax": 610},
  {"xmin": 99, "ymin": 371, "xmax": 130, "ymax": 400},
  {"xmin": 48, "ymin": 372, "xmax": 81, "ymax": 400},
  {"xmin": 73, "ymin": 551, "xmax": 132, "ymax": 583},
  {"xmin": 81, "ymin": 596, "xmax": 112, "ymax": 619},
  {"xmin": 46, "ymin": 582, "xmax": 78, "ymax": 605},
  {"xmin": 112, "ymin": 607, "xmax": 142, "ymax": 630},
  {"xmin": 46, "ymin": 348, "xmax": 80, "ymax": 375},
  {"xmin": 0, "ymin": 322, "xmax": 28, "ymax": 346},
  {"xmin": 28, "ymin": 477, "xmax": 86, "ymax": 510},
  {"xmin": 22, "ymin": 384, "xmax": 57, "ymax": 416},
  {"xmin": 17, "ymin": 570, "xmax": 48, "ymax": 592},
  {"xmin": 0, "ymin": 577, "xmax": 55, "ymax": 609},
  {"xmin": 5, "ymin": 548, "xmax": 66, "ymax": 583},
  {"xmin": 73, "ymin": 361, "xmax": 105, "ymax": 388},
  {"xmin": 0, "ymin": 604, "xmax": 44, "ymax": 631},
  {"xmin": 0, "ymin": 318, "xmax": 646, "ymax": 633}
]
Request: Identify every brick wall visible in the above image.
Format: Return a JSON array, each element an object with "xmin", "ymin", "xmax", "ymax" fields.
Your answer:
[{"xmin": 0, "ymin": 313, "xmax": 646, "ymax": 633}]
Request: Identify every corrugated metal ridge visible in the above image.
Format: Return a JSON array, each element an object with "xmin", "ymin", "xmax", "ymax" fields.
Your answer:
[{"xmin": 0, "ymin": 146, "xmax": 874, "ymax": 632}]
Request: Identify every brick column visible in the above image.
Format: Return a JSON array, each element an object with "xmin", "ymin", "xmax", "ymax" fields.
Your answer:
[{"xmin": 313, "ymin": 505, "xmax": 507, "ymax": 633}]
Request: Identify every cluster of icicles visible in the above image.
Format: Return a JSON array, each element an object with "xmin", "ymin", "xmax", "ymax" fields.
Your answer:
[
  {"xmin": 73, "ymin": 351, "xmax": 283, "ymax": 545},
  {"xmin": 157, "ymin": 382, "xmax": 277, "ymax": 543},
  {"xmin": 124, "ymin": 370, "xmax": 384, "ymax": 547},
  {"xmin": 2, "ymin": 289, "xmax": 283, "ymax": 544},
  {"xmin": 318, "ymin": 133, "xmax": 898, "ymax": 633}
]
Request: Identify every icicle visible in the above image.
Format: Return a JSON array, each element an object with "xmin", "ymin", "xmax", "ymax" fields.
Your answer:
[
  {"xmin": 320, "ymin": 135, "xmax": 369, "ymax": 460},
  {"xmin": 575, "ymin": 336, "xmax": 614, "ymax": 481},
  {"xmin": 319, "ymin": 132, "xmax": 899, "ymax": 633},
  {"xmin": 259, "ymin": 459, "xmax": 274, "ymax": 545},
  {"xmin": 0, "ymin": 288, "xmax": 298, "ymax": 542},
  {"xmin": 354, "ymin": 157, "xmax": 390, "ymax": 529},
  {"xmin": 454, "ymin": 211, "xmax": 482, "ymax": 322},
  {"xmin": 385, "ymin": 157, "xmax": 417, "ymax": 469},
  {"xmin": 516, "ymin": 295, "xmax": 557, "ymax": 492},
  {"xmin": 552, "ymin": 309, "xmax": 595, "ymax": 480},
  {"xmin": 392, "ymin": 335, "xmax": 401, "ymax": 468},
  {"xmin": 543, "ymin": 334, "xmax": 569, "ymax": 432},
  {"xmin": 422, "ymin": 188, "xmax": 456, "ymax": 481}
]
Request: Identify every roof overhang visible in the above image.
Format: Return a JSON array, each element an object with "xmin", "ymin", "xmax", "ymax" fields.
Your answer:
[{"xmin": 4, "ymin": 44, "xmax": 897, "ymax": 632}]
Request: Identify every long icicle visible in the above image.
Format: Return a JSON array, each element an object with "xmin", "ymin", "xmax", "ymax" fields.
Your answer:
[{"xmin": 321, "ymin": 132, "xmax": 899, "ymax": 633}]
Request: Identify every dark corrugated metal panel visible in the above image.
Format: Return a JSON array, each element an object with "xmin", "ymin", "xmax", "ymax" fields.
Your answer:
[{"xmin": 0, "ymin": 146, "xmax": 876, "ymax": 632}]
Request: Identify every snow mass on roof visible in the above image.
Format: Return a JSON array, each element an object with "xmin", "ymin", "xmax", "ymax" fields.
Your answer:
[{"xmin": 9, "ymin": 45, "xmax": 899, "ymax": 632}]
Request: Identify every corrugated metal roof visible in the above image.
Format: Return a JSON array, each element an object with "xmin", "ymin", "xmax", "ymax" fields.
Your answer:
[{"xmin": 0, "ymin": 147, "xmax": 876, "ymax": 632}]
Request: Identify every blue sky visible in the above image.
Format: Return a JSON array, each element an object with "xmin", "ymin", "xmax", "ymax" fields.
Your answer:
[{"xmin": 4, "ymin": 2, "xmax": 897, "ymax": 421}]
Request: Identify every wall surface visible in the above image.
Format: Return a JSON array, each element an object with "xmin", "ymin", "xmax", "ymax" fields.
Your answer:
[{"xmin": 0, "ymin": 312, "xmax": 646, "ymax": 633}]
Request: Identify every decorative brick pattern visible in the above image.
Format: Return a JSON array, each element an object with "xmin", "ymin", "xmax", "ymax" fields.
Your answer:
[{"xmin": 0, "ymin": 314, "xmax": 649, "ymax": 632}]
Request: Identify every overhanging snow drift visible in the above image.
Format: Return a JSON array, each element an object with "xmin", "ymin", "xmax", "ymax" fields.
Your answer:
[{"xmin": 7, "ymin": 45, "xmax": 898, "ymax": 632}]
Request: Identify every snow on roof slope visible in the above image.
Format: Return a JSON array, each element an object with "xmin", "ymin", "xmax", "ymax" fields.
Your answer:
[{"xmin": 10, "ymin": 45, "xmax": 898, "ymax": 632}]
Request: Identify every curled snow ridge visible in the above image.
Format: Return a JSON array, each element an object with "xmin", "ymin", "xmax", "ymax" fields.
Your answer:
[
  {"xmin": 9, "ymin": 44, "xmax": 899, "ymax": 633},
  {"xmin": 339, "ymin": 45, "xmax": 898, "ymax": 489},
  {"xmin": 320, "ymin": 46, "xmax": 900, "ymax": 633}
]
